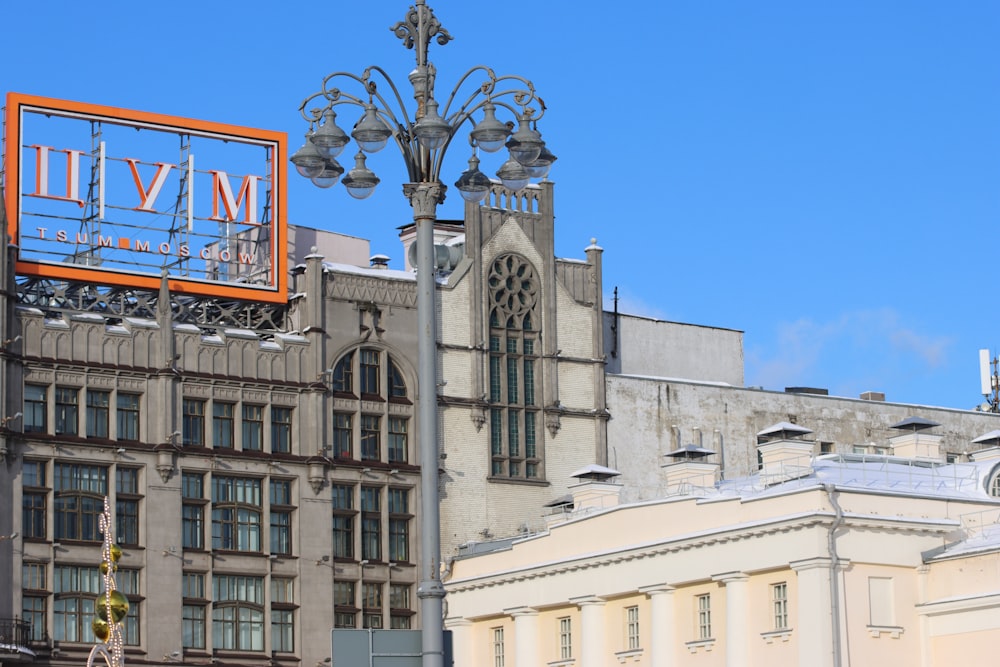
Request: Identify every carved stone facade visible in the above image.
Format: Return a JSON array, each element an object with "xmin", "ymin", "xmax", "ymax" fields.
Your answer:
[{"xmin": 0, "ymin": 181, "xmax": 610, "ymax": 667}]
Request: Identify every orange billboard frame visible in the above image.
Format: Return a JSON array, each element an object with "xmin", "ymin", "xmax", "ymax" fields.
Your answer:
[{"xmin": 4, "ymin": 92, "xmax": 288, "ymax": 304}]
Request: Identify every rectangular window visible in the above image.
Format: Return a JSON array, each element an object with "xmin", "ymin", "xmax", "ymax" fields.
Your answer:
[
  {"xmin": 23, "ymin": 595, "xmax": 46, "ymax": 641},
  {"xmin": 23, "ymin": 562, "xmax": 46, "ymax": 590},
  {"xmin": 86, "ymin": 390, "xmax": 110, "ymax": 438},
  {"xmin": 271, "ymin": 577, "xmax": 295, "ymax": 653},
  {"xmin": 388, "ymin": 417, "xmax": 408, "ymax": 463},
  {"xmin": 55, "ymin": 386, "xmax": 79, "ymax": 435},
  {"xmin": 182, "ymin": 604, "xmax": 206, "ymax": 649},
  {"xmin": 335, "ymin": 612, "xmax": 357, "ymax": 629},
  {"xmin": 24, "ymin": 384, "xmax": 47, "ymax": 433},
  {"xmin": 117, "ymin": 569, "xmax": 142, "ymax": 646},
  {"xmin": 559, "ymin": 617, "xmax": 572, "ymax": 660},
  {"xmin": 116, "ymin": 467, "xmax": 139, "ymax": 494},
  {"xmin": 336, "ymin": 581, "xmax": 360, "ymax": 625},
  {"xmin": 361, "ymin": 415, "xmax": 381, "ymax": 461},
  {"xmin": 492, "ymin": 627, "xmax": 505, "ymax": 667},
  {"xmin": 117, "ymin": 393, "xmax": 140, "ymax": 441},
  {"xmin": 362, "ymin": 583, "xmax": 382, "ymax": 628},
  {"xmin": 212, "ymin": 575, "xmax": 264, "ymax": 651},
  {"xmin": 360, "ymin": 349, "xmax": 380, "ymax": 396},
  {"xmin": 389, "ymin": 584, "xmax": 410, "ymax": 610},
  {"xmin": 272, "ymin": 577, "xmax": 293, "ymax": 604},
  {"xmin": 772, "ymin": 582, "xmax": 788, "ymax": 630},
  {"xmin": 23, "ymin": 563, "xmax": 49, "ymax": 639},
  {"xmin": 272, "ymin": 609, "xmax": 294, "ymax": 652},
  {"xmin": 54, "ymin": 463, "xmax": 108, "ymax": 541},
  {"xmin": 361, "ymin": 486, "xmax": 381, "ymax": 561},
  {"xmin": 242, "ymin": 404, "xmax": 264, "ymax": 451},
  {"xmin": 116, "ymin": 497, "xmax": 140, "ymax": 546},
  {"xmin": 182, "ymin": 473, "xmax": 205, "ymax": 550},
  {"xmin": 271, "ymin": 407, "xmax": 292, "ymax": 454},
  {"xmin": 270, "ymin": 480, "xmax": 293, "ymax": 556},
  {"xmin": 183, "ymin": 399, "xmax": 205, "ymax": 446},
  {"xmin": 53, "ymin": 565, "xmax": 101, "ymax": 642},
  {"xmin": 626, "ymin": 605, "xmax": 640, "ymax": 650},
  {"xmin": 22, "ymin": 460, "xmax": 47, "ymax": 539},
  {"xmin": 211, "ymin": 477, "xmax": 262, "ymax": 552},
  {"xmin": 333, "ymin": 413, "xmax": 353, "ymax": 458},
  {"xmin": 697, "ymin": 594, "xmax": 712, "ymax": 639},
  {"xmin": 181, "ymin": 575, "xmax": 207, "ymax": 648},
  {"xmin": 182, "ymin": 572, "xmax": 205, "ymax": 599},
  {"xmin": 116, "ymin": 467, "xmax": 141, "ymax": 546},
  {"xmin": 335, "ymin": 581, "xmax": 355, "ymax": 607},
  {"xmin": 213, "ymin": 402, "xmax": 235, "ymax": 449},
  {"xmin": 388, "ymin": 488, "xmax": 410, "ymax": 562},
  {"xmin": 332, "ymin": 484, "xmax": 355, "ymax": 559},
  {"xmin": 362, "ymin": 582, "xmax": 382, "ymax": 610}
]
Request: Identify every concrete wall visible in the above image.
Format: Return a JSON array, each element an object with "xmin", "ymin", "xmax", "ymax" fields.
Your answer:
[
  {"xmin": 606, "ymin": 375, "xmax": 1000, "ymax": 502},
  {"xmin": 604, "ymin": 313, "xmax": 744, "ymax": 386}
]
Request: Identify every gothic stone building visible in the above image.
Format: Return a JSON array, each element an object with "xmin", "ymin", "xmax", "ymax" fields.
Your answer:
[{"xmin": 0, "ymin": 181, "xmax": 610, "ymax": 667}]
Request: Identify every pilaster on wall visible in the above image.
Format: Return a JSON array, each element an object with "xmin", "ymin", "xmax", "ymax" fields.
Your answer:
[{"xmin": 586, "ymin": 240, "xmax": 608, "ymax": 464}]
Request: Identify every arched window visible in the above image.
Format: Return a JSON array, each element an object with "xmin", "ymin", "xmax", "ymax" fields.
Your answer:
[
  {"xmin": 989, "ymin": 465, "xmax": 1000, "ymax": 497},
  {"xmin": 487, "ymin": 254, "xmax": 542, "ymax": 480},
  {"xmin": 329, "ymin": 349, "xmax": 412, "ymax": 464}
]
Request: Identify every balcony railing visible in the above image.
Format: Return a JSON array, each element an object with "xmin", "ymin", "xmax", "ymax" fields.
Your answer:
[{"xmin": 0, "ymin": 618, "xmax": 34, "ymax": 656}]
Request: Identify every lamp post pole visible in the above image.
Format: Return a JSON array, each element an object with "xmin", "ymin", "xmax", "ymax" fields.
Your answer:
[{"xmin": 292, "ymin": 4, "xmax": 554, "ymax": 667}]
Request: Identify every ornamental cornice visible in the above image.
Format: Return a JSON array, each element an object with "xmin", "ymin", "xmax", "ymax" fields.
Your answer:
[
  {"xmin": 327, "ymin": 272, "xmax": 417, "ymax": 307},
  {"xmin": 447, "ymin": 516, "xmax": 828, "ymax": 594},
  {"xmin": 446, "ymin": 511, "xmax": 959, "ymax": 594}
]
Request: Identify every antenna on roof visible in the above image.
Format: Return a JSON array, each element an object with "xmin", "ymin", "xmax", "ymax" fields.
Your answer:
[{"xmin": 978, "ymin": 349, "xmax": 999, "ymax": 413}]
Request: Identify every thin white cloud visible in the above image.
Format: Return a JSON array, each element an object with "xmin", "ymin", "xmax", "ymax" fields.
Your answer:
[{"xmin": 746, "ymin": 308, "xmax": 953, "ymax": 393}]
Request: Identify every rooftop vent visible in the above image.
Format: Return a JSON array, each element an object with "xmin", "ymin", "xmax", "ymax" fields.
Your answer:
[{"xmin": 369, "ymin": 254, "xmax": 390, "ymax": 269}]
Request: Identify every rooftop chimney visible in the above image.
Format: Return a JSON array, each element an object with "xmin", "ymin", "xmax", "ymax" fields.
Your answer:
[
  {"xmin": 567, "ymin": 464, "xmax": 622, "ymax": 513},
  {"xmin": 888, "ymin": 416, "xmax": 942, "ymax": 461},
  {"xmin": 662, "ymin": 445, "xmax": 719, "ymax": 495},
  {"xmin": 756, "ymin": 421, "xmax": 815, "ymax": 484}
]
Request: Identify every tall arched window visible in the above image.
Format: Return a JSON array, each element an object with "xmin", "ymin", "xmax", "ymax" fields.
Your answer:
[{"xmin": 487, "ymin": 254, "xmax": 542, "ymax": 480}]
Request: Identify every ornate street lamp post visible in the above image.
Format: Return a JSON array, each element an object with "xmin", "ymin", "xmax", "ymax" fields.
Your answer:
[{"xmin": 293, "ymin": 3, "xmax": 554, "ymax": 667}]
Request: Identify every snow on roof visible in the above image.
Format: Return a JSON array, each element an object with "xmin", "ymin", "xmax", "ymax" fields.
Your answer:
[
  {"xmin": 972, "ymin": 429, "xmax": 1000, "ymax": 444},
  {"xmin": 757, "ymin": 421, "xmax": 813, "ymax": 437},
  {"xmin": 665, "ymin": 445, "xmax": 716, "ymax": 458},
  {"xmin": 570, "ymin": 464, "xmax": 621, "ymax": 479}
]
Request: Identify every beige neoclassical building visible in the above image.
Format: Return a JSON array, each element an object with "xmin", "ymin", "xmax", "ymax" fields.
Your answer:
[{"xmin": 444, "ymin": 429, "xmax": 1000, "ymax": 667}]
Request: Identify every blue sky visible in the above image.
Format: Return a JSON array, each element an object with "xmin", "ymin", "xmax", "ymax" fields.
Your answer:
[{"xmin": 3, "ymin": 1, "xmax": 1000, "ymax": 410}]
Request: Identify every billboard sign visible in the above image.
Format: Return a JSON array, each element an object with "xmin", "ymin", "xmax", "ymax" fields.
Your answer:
[{"xmin": 3, "ymin": 93, "xmax": 287, "ymax": 303}]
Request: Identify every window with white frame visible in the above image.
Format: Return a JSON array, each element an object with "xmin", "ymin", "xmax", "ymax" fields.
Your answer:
[
  {"xmin": 625, "ymin": 605, "xmax": 640, "ymax": 650},
  {"xmin": 697, "ymin": 594, "xmax": 712, "ymax": 640},
  {"xmin": 558, "ymin": 616, "xmax": 572, "ymax": 660},
  {"xmin": 492, "ymin": 626, "xmax": 505, "ymax": 667},
  {"xmin": 772, "ymin": 582, "xmax": 789, "ymax": 630}
]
